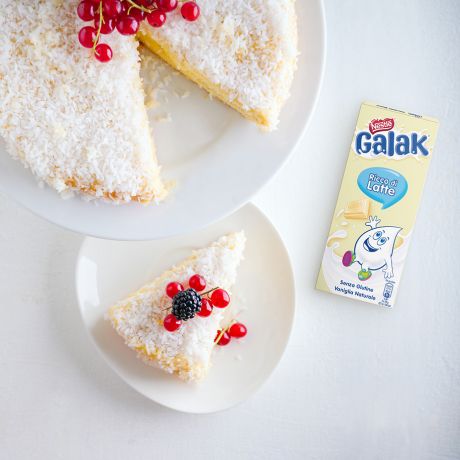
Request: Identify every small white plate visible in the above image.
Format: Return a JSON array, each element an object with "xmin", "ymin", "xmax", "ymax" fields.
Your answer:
[
  {"xmin": 75, "ymin": 203, "xmax": 295, "ymax": 413},
  {"xmin": 0, "ymin": 0, "xmax": 325, "ymax": 240}
]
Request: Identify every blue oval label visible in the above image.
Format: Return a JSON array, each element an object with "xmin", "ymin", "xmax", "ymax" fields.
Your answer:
[{"xmin": 357, "ymin": 167, "xmax": 408, "ymax": 209}]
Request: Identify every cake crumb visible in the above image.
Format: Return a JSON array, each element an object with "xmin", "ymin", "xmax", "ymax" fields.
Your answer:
[{"xmin": 154, "ymin": 113, "xmax": 172, "ymax": 123}]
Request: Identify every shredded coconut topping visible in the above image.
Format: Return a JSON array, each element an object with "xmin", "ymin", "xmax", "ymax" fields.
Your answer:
[
  {"xmin": 0, "ymin": 0, "xmax": 297, "ymax": 201},
  {"xmin": 140, "ymin": 0, "xmax": 298, "ymax": 129},
  {"xmin": 0, "ymin": 0, "xmax": 166, "ymax": 203},
  {"xmin": 107, "ymin": 232, "xmax": 246, "ymax": 382}
]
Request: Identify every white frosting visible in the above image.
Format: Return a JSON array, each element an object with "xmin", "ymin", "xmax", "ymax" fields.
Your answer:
[
  {"xmin": 0, "ymin": 0, "xmax": 297, "ymax": 200},
  {"xmin": 0, "ymin": 0, "xmax": 165, "ymax": 202},
  {"xmin": 141, "ymin": 0, "xmax": 298, "ymax": 129}
]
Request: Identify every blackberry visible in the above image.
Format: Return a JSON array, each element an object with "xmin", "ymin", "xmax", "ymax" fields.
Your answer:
[{"xmin": 172, "ymin": 288, "xmax": 202, "ymax": 321}]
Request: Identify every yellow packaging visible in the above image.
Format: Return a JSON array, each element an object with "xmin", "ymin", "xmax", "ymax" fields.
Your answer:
[{"xmin": 316, "ymin": 102, "xmax": 439, "ymax": 307}]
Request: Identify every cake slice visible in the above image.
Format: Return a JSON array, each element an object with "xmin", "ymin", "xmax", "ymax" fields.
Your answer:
[
  {"xmin": 0, "ymin": 1, "xmax": 166, "ymax": 203},
  {"xmin": 138, "ymin": 0, "xmax": 298, "ymax": 130},
  {"xmin": 107, "ymin": 232, "xmax": 246, "ymax": 382}
]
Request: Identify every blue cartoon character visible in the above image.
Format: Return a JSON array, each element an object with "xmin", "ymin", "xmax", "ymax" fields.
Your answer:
[{"xmin": 342, "ymin": 216, "xmax": 401, "ymax": 281}]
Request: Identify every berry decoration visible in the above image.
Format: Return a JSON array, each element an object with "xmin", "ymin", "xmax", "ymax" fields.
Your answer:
[
  {"xmin": 103, "ymin": 0, "xmax": 123, "ymax": 18},
  {"xmin": 77, "ymin": 0, "xmax": 201, "ymax": 62},
  {"xmin": 163, "ymin": 313, "xmax": 182, "ymax": 332},
  {"xmin": 181, "ymin": 1, "xmax": 200, "ymax": 21},
  {"xmin": 215, "ymin": 321, "xmax": 247, "ymax": 345},
  {"xmin": 156, "ymin": 0, "xmax": 178, "ymax": 12},
  {"xmin": 229, "ymin": 322, "xmax": 247, "ymax": 338},
  {"xmin": 129, "ymin": 7, "xmax": 146, "ymax": 22},
  {"xmin": 210, "ymin": 289, "xmax": 230, "ymax": 308},
  {"xmin": 162, "ymin": 275, "xmax": 239, "ymax": 335},
  {"xmin": 94, "ymin": 16, "xmax": 116, "ymax": 34},
  {"xmin": 189, "ymin": 274, "xmax": 206, "ymax": 292},
  {"xmin": 215, "ymin": 330, "xmax": 231, "ymax": 346},
  {"xmin": 77, "ymin": 1, "xmax": 96, "ymax": 21},
  {"xmin": 78, "ymin": 26, "xmax": 98, "ymax": 48},
  {"xmin": 116, "ymin": 14, "xmax": 140, "ymax": 35},
  {"xmin": 147, "ymin": 9, "xmax": 167, "ymax": 28},
  {"xmin": 172, "ymin": 289, "xmax": 202, "ymax": 321},
  {"xmin": 166, "ymin": 281, "xmax": 184, "ymax": 298},
  {"xmin": 197, "ymin": 298, "xmax": 213, "ymax": 317},
  {"xmin": 95, "ymin": 43, "xmax": 113, "ymax": 62}
]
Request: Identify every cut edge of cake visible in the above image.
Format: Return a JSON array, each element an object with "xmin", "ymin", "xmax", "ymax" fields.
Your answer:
[{"xmin": 138, "ymin": 0, "xmax": 298, "ymax": 131}]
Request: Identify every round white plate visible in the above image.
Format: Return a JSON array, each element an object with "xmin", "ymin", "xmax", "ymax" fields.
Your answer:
[
  {"xmin": 75, "ymin": 203, "xmax": 295, "ymax": 413},
  {"xmin": 0, "ymin": 0, "xmax": 325, "ymax": 240}
]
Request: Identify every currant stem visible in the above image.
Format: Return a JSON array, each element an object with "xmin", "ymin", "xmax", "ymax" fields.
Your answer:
[
  {"xmin": 201, "ymin": 287, "xmax": 218, "ymax": 297},
  {"xmin": 126, "ymin": 0, "xmax": 154, "ymax": 14},
  {"xmin": 92, "ymin": 3, "xmax": 104, "ymax": 54},
  {"xmin": 214, "ymin": 319, "xmax": 236, "ymax": 344},
  {"xmin": 161, "ymin": 286, "xmax": 219, "ymax": 313}
]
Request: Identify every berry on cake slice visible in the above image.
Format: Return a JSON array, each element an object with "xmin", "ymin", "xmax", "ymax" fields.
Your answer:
[
  {"xmin": 215, "ymin": 329, "xmax": 231, "ymax": 346},
  {"xmin": 214, "ymin": 320, "xmax": 248, "ymax": 346},
  {"xmin": 197, "ymin": 298, "xmax": 213, "ymax": 317},
  {"xmin": 189, "ymin": 274, "xmax": 206, "ymax": 292},
  {"xmin": 229, "ymin": 322, "xmax": 247, "ymax": 338},
  {"xmin": 161, "ymin": 275, "xmax": 231, "ymax": 331},
  {"xmin": 210, "ymin": 288, "xmax": 230, "ymax": 308},
  {"xmin": 172, "ymin": 288, "xmax": 202, "ymax": 321}
]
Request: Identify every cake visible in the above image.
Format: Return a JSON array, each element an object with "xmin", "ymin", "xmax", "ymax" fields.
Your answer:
[
  {"xmin": 0, "ymin": 0, "xmax": 298, "ymax": 202},
  {"xmin": 138, "ymin": 0, "xmax": 298, "ymax": 130},
  {"xmin": 107, "ymin": 232, "xmax": 246, "ymax": 381},
  {"xmin": 0, "ymin": 0, "xmax": 166, "ymax": 203}
]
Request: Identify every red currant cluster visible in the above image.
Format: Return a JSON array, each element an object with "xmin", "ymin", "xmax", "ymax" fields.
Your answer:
[
  {"xmin": 163, "ymin": 274, "xmax": 231, "ymax": 332},
  {"xmin": 77, "ymin": 0, "xmax": 200, "ymax": 63},
  {"xmin": 214, "ymin": 321, "xmax": 247, "ymax": 346}
]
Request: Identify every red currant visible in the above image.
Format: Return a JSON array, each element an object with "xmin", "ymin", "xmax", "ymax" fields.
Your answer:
[
  {"xmin": 94, "ymin": 43, "xmax": 113, "ymax": 62},
  {"xmin": 77, "ymin": 1, "xmax": 96, "ymax": 21},
  {"xmin": 78, "ymin": 26, "xmax": 98, "ymax": 48},
  {"xmin": 166, "ymin": 281, "xmax": 184, "ymax": 298},
  {"xmin": 103, "ymin": 0, "xmax": 122, "ymax": 18},
  {"xmin": 189, "ymin": 274, "xmax": 206, "ymax": 292},
  {"xmin": 229, "ymin": 322, "xmax": 247, "ymax": 338},
  {"xmin": 197, "ymin": 298, "xmax": 213, "ymax": 317},
  {"xmin": 116, "ymin": 14, "xmax": 140, "ymax": 35},
  {"xmin": 138, "ymin": 0, "xmax": 154, "ymax": 6},
  {"xmin": 210, "ymin": 289, "xmax": 230, "ymax": 308},
  {"xmin": 156, "ymin": 0, "xmax": 178, "ymax": 12},
  {"xmin": 181, "ymin": 2, "xmax": 200, "ymax": 21},
  {"xmin": 90, "ymin": 1, "xmax": 103, "ymax": 11},
  {"xmin": 147, "ymin": 9, "xmax": 166, "ymax": 28},
  {"xmin": 95, "ymin": 17, "xmax": 116, "ymax": 34},
  {"xmin": 129, "ymin": 7, "xmax": 146, "ymax": 23},
  {"xmin": 163, "ymin": 314, "xmax": 181, "ymax": 332},
  {"xmin": 215, "ymin": 330, "xmax": 231, "ymax": 346}
]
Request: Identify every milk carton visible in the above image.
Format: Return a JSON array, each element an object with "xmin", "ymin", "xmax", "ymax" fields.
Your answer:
[{"xmin": 316, "ymin": 102, "xmax": 439, "ymax": 307}]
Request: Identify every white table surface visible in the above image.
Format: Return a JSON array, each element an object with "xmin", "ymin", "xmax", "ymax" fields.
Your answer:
[{"xmin": 1, "ymin": 1, "xmax": 459, "ymax": 458}]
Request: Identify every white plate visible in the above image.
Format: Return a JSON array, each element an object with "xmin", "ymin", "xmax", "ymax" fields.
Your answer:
[
  {"xmin": 75, "ymin": 203, "xmax": 295, "ymax": 413},
  {"xmin": 0, "ymin": 0, "xmax": 325, "ymax": 240}
]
